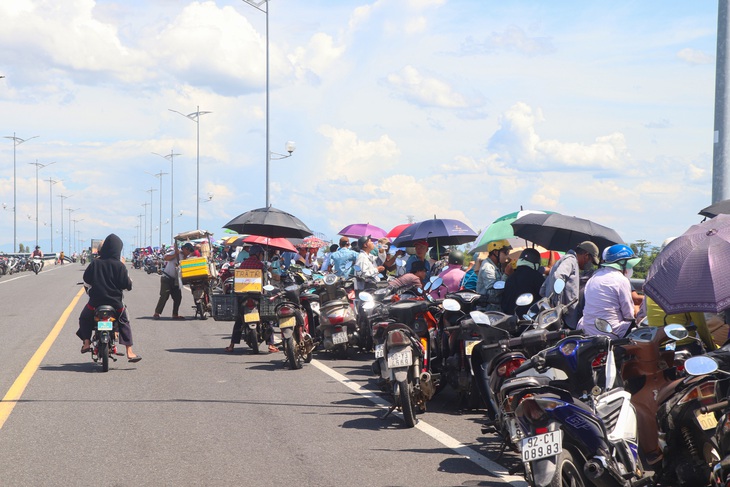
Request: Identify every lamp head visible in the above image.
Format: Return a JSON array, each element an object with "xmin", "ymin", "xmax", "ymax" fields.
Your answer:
[{"xmin": 285, "ymin": 141, "xmax": 296, "ymax": 154}]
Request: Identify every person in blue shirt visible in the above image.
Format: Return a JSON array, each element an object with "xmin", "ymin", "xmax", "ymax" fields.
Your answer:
[
  {"xmin": 328, "ymin": 237, "xmax": 358, "ymax": 277},
  {"xmin": 405, "ymin": 240, "xmax": 431, "ymax": 278}
]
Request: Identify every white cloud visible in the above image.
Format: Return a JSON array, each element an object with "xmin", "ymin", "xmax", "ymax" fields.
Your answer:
[
  {"xmin": 677, "ymin": 47, "xmax": 713, "ymax": 65},
  {"xmin": 488, "ymin": 102, "xmax": 630, "ymax": 172},
  {"xmin": 318, "ymin": 125, "xmax": 400, "ymax": 181},
  {"xmin": 385, "ymin": 65, "xmax": 470, "ymax": 108},
  {"xmin": 461, "ymin": 25, "xmax": 555, "ymax": 56}
]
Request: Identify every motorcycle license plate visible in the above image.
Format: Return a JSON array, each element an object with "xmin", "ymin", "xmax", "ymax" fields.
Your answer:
[
  {"xmin": 696, "ymin": 410, "xmax": 718, "ymax": 430},
  {"xmin": 521, "ymin": 430, "xmax": 562, "ymax": 462},
  {"xmin": 387, "ymin": 348, "xmax": 413, "ymax": 368},
  {"xmin": 244, "ymin": 311, "xmax": 260, "ymax": 323},
  {"xmin": 374, "ymin": 344, "xmax": 385, "ymax": 358},
  {"xmin": 279, "ymin": 316, "xmax": 296, "ymax": 329},
  {"xmin": 464, "ymin": 340, "xmax": 480, "ymax": 356},
  {"xmin": 97, "ymin": 321, "xmax": 113, "ymax": 331},
  {"xmin": 332, "ymin": 331, "xmax": 348, "ymax": 345}
]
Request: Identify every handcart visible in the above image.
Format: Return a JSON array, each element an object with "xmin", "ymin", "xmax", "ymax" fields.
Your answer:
[{"xmin": 175, "ymin": 229, "xmax": 217, "ymax": 320}]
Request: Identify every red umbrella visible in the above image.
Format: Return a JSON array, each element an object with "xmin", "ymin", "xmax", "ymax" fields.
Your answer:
[
  {"xmin": 296, "ymin": 236, "xmax": 327, "ymax": 249},
  {"xmin": 387, "ymin": 223, "xmax": 411, "ymax": 239},
  {"xmin": 242, "ymin": 235, "xmax": 297, "ymax": 253}
]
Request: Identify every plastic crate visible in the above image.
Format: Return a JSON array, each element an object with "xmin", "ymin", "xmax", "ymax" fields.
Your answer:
[
  {"xmin": 259, "ymin": 294, "xmax": 285, "ymax": 319},
  {"xmin": 211, "ymin": 294, "xmax": 238, "ymax": 321},
  {"xmin": 180, "ymin": 257, "xmax": 211, "ymax": 282}
]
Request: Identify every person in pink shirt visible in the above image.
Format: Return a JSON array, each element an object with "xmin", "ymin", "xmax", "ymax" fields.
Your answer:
[{"xmin": 430, "ymin": 251, "xmax": 466, "ymax": 299}]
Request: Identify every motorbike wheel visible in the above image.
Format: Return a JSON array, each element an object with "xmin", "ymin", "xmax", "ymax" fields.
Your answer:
[
  {"xmin": 248, "ymin": 327, "xmax": 260, "ymax": 354},
  {"xmin": 196, "ymin": 301, "xmax": 207, "ymax": 320},
  {"xmin": 549, "ymin": 449, "xmax": 587, "ymax": 487},
  {"xmin": 285, "ymin": 336, "xmax": 302, "ymax": 370},
  {"xmin": 33, "ymin": 264, "xmax": 39, "ymax": 275},
  {"xmin": 397, "ymin": 379, "xmax": 417, "ymax": 428},
  {"xmin": 99, "ymin": 342, "xmax": 109, "ymax": 372}
]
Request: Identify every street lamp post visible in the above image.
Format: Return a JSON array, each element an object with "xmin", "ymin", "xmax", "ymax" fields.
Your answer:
[
  {"xmin": 66, "ymin": 208, "xmax": 78, "ymax": 256},
  {"xmin": 169, "ymin": 106, "xmax": 211, "ymax": 229},
  {"xmin": 4, "ymin": 134, "xmax": 38, "ymax": 251},
  {"xmin": 153, "ymin": 151, "xmax": 181, "ymax": 244},
  {"xmin": 71, "ymin": 219, "xmax": 83, "ymax": 254},
  {"xmin": 44, "ymin": 177, "xmax": 61, "ymax": 252},
  {"xmin": 29, "ymin": 160, "xmax": 56, "ymax": 248},
  {"xmin": 241, "ymin": 1, "xmax": 296, "ymax": 207},
  {"xmin": 141, "ymin": 202, "xmax": 150, "ymax": 247},
  {"xmin": 147, "ymin": 171, "xmax": 168, "ymax": 247},
  {"xmin": 146, "ymin": 188, "xmax": 156, "ymax": 247},
  {"xmin": 58, "ymin": 194, "xmax": 70, "ymax": 258}
]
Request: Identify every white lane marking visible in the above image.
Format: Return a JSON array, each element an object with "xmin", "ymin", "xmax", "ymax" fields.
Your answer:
[{"xmin": 311, "ymin": 359, "xmax": 528, "ymax": 487}]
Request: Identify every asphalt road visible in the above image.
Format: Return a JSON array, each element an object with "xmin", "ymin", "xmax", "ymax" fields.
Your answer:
[{"xmin": 0, "ymin": 262, "xmax": 527, "ymax": 487}]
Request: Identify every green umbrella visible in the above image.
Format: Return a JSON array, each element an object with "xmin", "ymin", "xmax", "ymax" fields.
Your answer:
[{"xmin": 469, "ymin": 210, "xmax": 553, "ymax": 254}]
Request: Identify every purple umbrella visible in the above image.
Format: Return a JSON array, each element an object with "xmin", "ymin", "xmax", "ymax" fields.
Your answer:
[
  {"xmin": 338, "ymin": 223, "xmax": 387, "ymax": 239},
  {"xmin": 644, "ymin": 214, "xmax": 730, "ymax": 314},
  {"xmin": 391, "ymin": 217, "xmax": 477, "ymax": 247}
]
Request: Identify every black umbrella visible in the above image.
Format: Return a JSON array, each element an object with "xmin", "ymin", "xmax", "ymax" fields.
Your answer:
[
  {"xmin": 223, "ymin": 206, "xmax": 313, "ymax": 239},
  {"xmin": 391, "ymin": 217, "xmax": 477, "ymax": 247},
  {"xmin": 510, "ymin": 212, "xmax": 624, "ymax": 252},
  {"xmin": 699, "ymin": 198, "xmax": 730, "ymax": 218}
]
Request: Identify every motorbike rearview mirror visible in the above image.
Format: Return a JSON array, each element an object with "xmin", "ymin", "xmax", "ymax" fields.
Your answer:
[
  {"xmin": 469, "ymin": 310, "xmax": 492, "ymax": 325},
  {"xmin": 515, "ymin": 293, "xmax": 533, "ymax": 307},
  {"xmin": 604, "ymin": 348, "xmax": 617, "ymax": 391},
  {"xmin": 684, "ymin": 356, "xmax": 719, "ymax": 376},
  {"xmin": 359, "ymin": 291, "xmax": 374, "ymax": 302},
  {"xmin": 353, "ymin": 265, "xmax": 361, "ymax": 272},
  {"xmin": 595, "ymin": 317, "xmax": 613, "ymax": 334},
  {"xmin": 302, "ymin": 268, "xmax": 312, "ymax": 276},
  {"xmin": 664, "ymin": 324, "xmax": 689, "ymax": 341},
  {"xmin": 553, "ymin": 278, "xmax": 566, "ymax": 295},
  {"xmin": 290, "ymin": 259, "xmax": 296, "ymax": 266},
  {"xmin": 426, "ymin": 277, "xmax": 443, "ymax": 291},
  {"xmin": 493, "ymin": 280, "xmax": 505, "ymax": 290},
  {"xmin": 442, "ymin": 298, "xmax": 460, "ymax": 312},
  {"xmin": 263, "ymin": 284, "xmax": 276, "ymax": 292}
]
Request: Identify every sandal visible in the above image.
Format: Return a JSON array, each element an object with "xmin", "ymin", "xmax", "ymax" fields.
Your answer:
[
  {"xmin": 224, "ymin": 345, "xmax": 235, "ymax": 353},
  {"xmin": 80, "ymin": 346, "xmax": 91, "ymax": 354},
  {"xmin": 268, "ymin": 345, "xmax": 280, "ymax": 353}
]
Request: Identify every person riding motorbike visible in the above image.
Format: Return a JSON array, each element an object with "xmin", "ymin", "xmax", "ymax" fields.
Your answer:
[
  {"xmin": 578, "ymin": 244, "xmax": 640, "ymax": 337},
  {"xmin": 476, "ymin": 240, "xmax": 512, "ymax": 311},
  {"xmin": 387, "ymin": 260, "xmax": 428, "ymax": 292},
  {"xmin": 31, "ymin": 245, "xmax": 44, "ymax": 271},
  {"xmin": 77, "ymin": 234, "xmax": 141, "ymax": 362},
  {"xmin": 501, "ymin": 247, "xmax": 545, "ymax": 316}
]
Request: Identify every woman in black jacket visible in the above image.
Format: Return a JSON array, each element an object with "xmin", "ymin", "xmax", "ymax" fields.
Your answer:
[{"xmin": 77, "ymin": 233, "xmax": 141, "ymax": 362}]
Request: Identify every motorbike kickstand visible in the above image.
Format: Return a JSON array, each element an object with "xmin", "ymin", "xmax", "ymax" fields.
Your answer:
[
  {"xmin": 381, "ymin": 405, "xmax": 397, "ymax": 419},
  {"xmin": 495, "ymin": 441, "xmax": 508, "ymax": 460}
]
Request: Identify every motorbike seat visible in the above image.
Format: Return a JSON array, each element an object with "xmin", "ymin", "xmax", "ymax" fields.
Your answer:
[
  {"xmin": 320, "ymin": 298, "xmax": 349, "ymax": 310},
  {"xmin": 500, "ymin": 376, "xmax": 551, "ymax": 397},
  {"xmin": 388, "ymin": 300, "xmax": 430, "ymax": 327},
  {"xmin": 96, "ymin": 305, "xmax": 116, "ymax": 315}
]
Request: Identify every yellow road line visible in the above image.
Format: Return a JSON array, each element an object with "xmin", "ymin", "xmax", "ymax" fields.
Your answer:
[{"xmin": 0, "ymin": 287, "xmax": 85, "ymax": 430}]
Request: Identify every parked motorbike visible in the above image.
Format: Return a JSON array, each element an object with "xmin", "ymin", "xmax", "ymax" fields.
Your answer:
[
  {"xmin": 656, "ymin": 346, "xmax": 730, "ymax": 486},
  {"xmin": 317, "ymin": 272, "xmax": 358, "ymax": 357},
  {"xmin": 511, "ymin": 320, "xmax": 654, "ymax": 487},
  {"xmin": 189, "ymin": 279, "xmax": 213, "ymax": 320},
  {"xmin": 263, "ymin": 279, "xmax": 315, "ymax": 370}
]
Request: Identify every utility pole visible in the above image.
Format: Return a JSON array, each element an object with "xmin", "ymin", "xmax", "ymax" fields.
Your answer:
[{"xmin": 713, "ymin": 0, "xmax": 730, "ymax": 202}]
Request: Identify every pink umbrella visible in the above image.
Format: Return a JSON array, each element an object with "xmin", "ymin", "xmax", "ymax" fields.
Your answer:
[
  {"xmin": 387, "ymin": 223, "xmax": 411, "ymax": 239},
  {"xmin": 296, "ymin": 236, "xmax": 328, "ymax": 249},
  {"xmin": 338, "ymin": 223, "xmax": 387, "ymax": 239},
  {"xmin": 242, "ymin": 235, "xmax": 297, "ymax": 253}
]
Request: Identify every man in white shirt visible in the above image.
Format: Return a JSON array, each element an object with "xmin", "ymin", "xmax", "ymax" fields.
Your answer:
[{"xmin": 355, "ymin": 235, "xmax": 384, "ymax": 278}]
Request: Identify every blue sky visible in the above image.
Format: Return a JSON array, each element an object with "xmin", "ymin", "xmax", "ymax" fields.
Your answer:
[{"xmin": 0, "ymin": 0, "xmax": 720, "ymax": 253}]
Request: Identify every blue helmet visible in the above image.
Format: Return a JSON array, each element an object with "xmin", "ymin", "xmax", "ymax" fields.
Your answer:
[{"xmin": 602, "ymin": 244, "xmax": 640, "ymax": 270}]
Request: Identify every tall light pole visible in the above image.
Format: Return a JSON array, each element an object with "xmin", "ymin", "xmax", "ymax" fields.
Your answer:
[
  {"xmin": 137, "ymin": 214, "xmax": 144, "ymax": 248},
  {"xmin": 58, "ymin": 194, "xmax": 70, "ymax": 257},
  {"xmin": 141, "ymin": 202, "xmax": 150, "ymax": 247},
  {"xmin": 169, "ymin": 106, "xmax": 211, "ymax": 229},
  {"xmin": 66, "ymin": 208, "xmax": 78, "ymax": 255},
  {"xmin": 71, "ymin": 218, "xmax": 83, "ymax": 254},
  {"xmin": 153, "ymin": 151, "xmax": 181, "ymax": 244},
  {"xmin": 4, "ymin": 134, "xmax": 38, "ymax": 251},
  {"xmin": 29, "ymin": 160, "xmax": 56, "ymax": 248},
  {"xmin": 147, "ymin": 171, "xmax": 167, "ymax": 248},
  {"xmin": 241, "ymin": 1, "xmax": 296, "ymax": 207},
  {"xmin": 146, "ymin": 188, "xmax": 156, "ymax": 247},
  {"xmin": 44, "ymin": 177, "xmax": 60, "ymax": 252}
]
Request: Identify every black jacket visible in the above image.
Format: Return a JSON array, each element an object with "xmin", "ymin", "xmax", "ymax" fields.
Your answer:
[
  {"xmin": 501, "ymin": 265, "xmax": 545, "ymax": 316},
  {"xmin": 83, "ymin": 233, "xmax": 132, "ymax": 309}
]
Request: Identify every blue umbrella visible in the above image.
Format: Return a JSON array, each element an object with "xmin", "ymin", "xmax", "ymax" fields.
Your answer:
[{"xmin": 392, "ymin": 217, "xmax": 477, "ymax": 247}]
